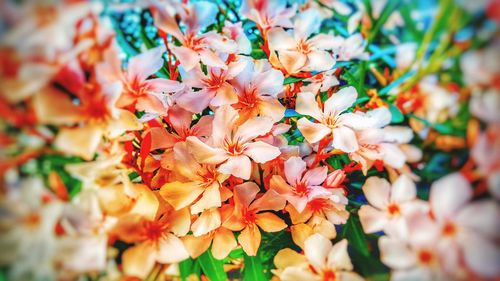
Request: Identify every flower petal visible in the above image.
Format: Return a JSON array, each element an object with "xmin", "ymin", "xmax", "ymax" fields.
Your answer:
[
  {"xmin": 191, "ymin": 209, "xmax": 221, "ymax": 237},
  {"xmin": 233, "ymin": 182, "xmax": 260, "ymax": 209},
  {"xmin": 304, "ymin": 233, "xmax": 332, "ymax": 271},
  {"xmin": 390, "ymin": 174, "xmax": 417, "ymax": 203},
  {"xmin": 156, "ymin": 233, "xmax": 190, "ymax": 263},
  {"xmin": 332, "ymin": 126, "xmax": 359, "ymax": 153},
  {"xmin": 293, "ymin": 9, "xmax": 321, "ymax": 39},
  {"xmin": 460, "ymin": 233, "xmax": 500, "ymax": 277},
  {"xmin": 244, "ymin": 141, "xmax": 281, "ymax": 163},
  {"xmin": 177, "ymin": 89, "xmax": 213, "ymax": 113},
  {"xmin": 182, "ymin": 234, "xmax": 212, "ymax": 259},
  {"xmin": 210, "ymin": 82, "xmax": 238, "ymax": 107},
  {"xmin": 278, "ymin": 50, "xmax": 308, "ymax": 74},
  {"xmin": 186, "ymin": 136, "xmax": 228, "ymax": 164},
  {"xmin": 171, "ymin": 46, "xmax": 199, "ymax": 71},
  {"xmin": 362, "ymin": 177, "xmax": 390, "ymax": 209},
  {"xmin": 430, "ymin": 173, "xmax": 472, "ymax": 222},
  {"xmin": 305, "ymin": 50, "xmax": 335, "ymax": 72},
  {"xmin": 54, "ymin": 125, "xmax": 103, "ymax": 161},
  {"xmin": 159, "ymin": 181, "xmax": 205, "ymax": 210},
  {"xmin": 122, "ymin": 243, "xmax": 156, "ymax": 279},
  {"xmin": 296, "ymin": 92, "xmax": 323, "ymax": 120},
  {"xmin": 191, "ymin": 183, "xmax": 222, "ymax": 214},
  {"xmin": 212, "ymin": 228, "xmax": 237, "ymax": 260},
  {"xmin": 128, "ymin": 46, "xmax": 166, "ymax": 81},
  {"xmin": 238, "ymin": 225, "xmax": 261, "ymax": 256},
  {"xmin": 274, "ymin": 248, "xmax": 308, "ymax": 269},
  {"xmin": 297, "ymin": 118, "xmax": 331, "ymax": 144},
  {"xmin": 302, "ymin": 166, "xmax": 328, "ymax": 186},
  {"xmin": 358, "ymin": 205, "xmax": 389, "ymax": 234},
  {"xmin": 267, "ymin": 28, "xmax": 296, "ymax": 50},
  {"xmin": 218, "ymin": 155, "xmax": 252, "ymax": 180},
  {"xmin": 236, "ymin": 117, "xmax": 275, "ymax": 143},
  {"xmin": 327, "ymin": 239, "xmax": 353, "ymax": 271},
  {"xmin": 285, "ymin": 156, "xmax": 307, "ymax": 185},
  {"xmin": 256, "ymin": 212, "xmax": 287, "ymax": 232},
  {"xmin": 378, "ymin": 236, "xmax": 416, "ymax": 269},
  {"xmin": 324, "ymin": 86, "xmax": 357, "ymax": 117},
  {"xmin": 251, "ymin": 189, "xmax": 286, "ymax": 211}
]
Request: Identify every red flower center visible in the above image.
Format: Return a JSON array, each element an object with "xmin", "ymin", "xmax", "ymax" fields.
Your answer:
[
  {"xmin": 243, "ymin": 209, "xmax": 257, "ymax": 225},
  {"xmin": 295, "ymin": 181, "xmax": 309, "ymax": 196},
  {"xmin": 387, "ymin": 203, "xmax": 400, "ymax": 216},
  {"xmin": 224, "ymin": 138, "xmax": 244, "ymax": 155},
  {"xmin": 309, "ymin": 198, "xmax": 329, "ymax": 213},
  {"xmin": 322, "ymin": 270, "xmax": 336, "ymax": 281},
  {"xmin": 203, "ymin": 70, "xmax": 226, "ymax": 89},
  {"xmin": 442, "ymin": 222, "xmax": 457, "ymax": 237},
  {"xmin": 297, "ymin": 40, "xmax": 311, "ymax": 54},
  {"xmin": 418, "ymin": 249, "xmax": 434, "ymax": 265},
  {"xmin": 142, "ymin": 220, "xmax": 167, "ymax": 241}
]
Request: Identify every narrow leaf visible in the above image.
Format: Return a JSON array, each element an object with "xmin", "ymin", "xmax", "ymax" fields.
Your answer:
[
  {"xmin": 242, "ymin": 253, "xmax": 267, "ymax": 281},
  {"xmin": 198, "ymin": 250, "xmax": 227, "ymax": 281},
  {"xmin": 341, "ymin": 216, "xmax": 370, "ymax": 256},
  {"xmin": 389, "ymin": 104, "xmax": 404, "ymax": 123}
]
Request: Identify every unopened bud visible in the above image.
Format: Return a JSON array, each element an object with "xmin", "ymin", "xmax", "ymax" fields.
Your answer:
[{"xmin": 325, "ymin": 170, "xmax": 346, "ymax": 188}]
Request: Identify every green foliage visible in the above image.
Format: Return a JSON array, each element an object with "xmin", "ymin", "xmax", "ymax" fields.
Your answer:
[
  {"xmin": 242, "ymin": 254, "xmax": 267, "ymax": 281},
  {"xmin": 198, "ymin": 250, "xmax": 228, "ymax": 281},
  {"xmin": 20, "ymin": 154, "xmax": 83, "ymax": 199}
]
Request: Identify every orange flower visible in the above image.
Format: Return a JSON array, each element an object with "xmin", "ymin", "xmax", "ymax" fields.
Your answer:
[
  {"xmin": 274, "ymin": 234, "xmax": 364, "ymax": 281},
  {"xmin": 182, "ymin": 207, "xmax": 237, "ymax": 260},
  {"xmin": 223, "ymin": 182, "xmax": 286, "ymax": 256},
  {"xmin": 112, "ymin": 206, "xmax": 190, "ymax": 279},
  {"xmin": 160, "ymin": 142, "xmax": 230, "ymax": 214}
]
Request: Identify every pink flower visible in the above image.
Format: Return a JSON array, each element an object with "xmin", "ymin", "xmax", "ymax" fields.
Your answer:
[
  {"xmin": 378, "ymin": 214, "xmax": 449, "ymax": 281},
  {"xmin": 296, "ymin": 86, "xmax": 391, "ymax": 152},
  {"xmin": 349, "ymin": 126, "xmax": 418, "ymax": 175},
  {"xmin": 186, "ymin": 106, "xmax": 281, "ymax": 180},
  {"xmin": 301, "ymin": 70, "xmax": 340, "ymax": 94},
  {"xmin": 232, "ymin": 59, "xmax": 286, "ymax": 122},
  {"xmin": 471, "ymin": 126, "xmax": 500, "ymax": 199},
  {"xmin": 222, "ymin": 21, "xmax": 252, "ymax": 55},
  {"xmin": 270, "ymin": 156, "xmax": 330, "ymax": 213},
  {"xmin": 176, "ymin": 59, "xmax": 247, "ymax": 113},
  {"xmin": 331, "ymin": 34, "xmax": 369, "ymax": 61},
  {"xmin": 144, "ymin": 105, "xmax": 212, "ymax": 170},
  {"xmin": 240, "ymin": 0, "xmax": 296, "ymax": 31},
  {"xmin": 98, "ymin": 46, "xmax": 183, "ymax": 115},
  {"xmin": 153, "ymin": 1, "xmax": 237, "ymax": 71},
  {"xmin": 267, "ymin": 9, "xmax": 337, "ymax": 74},
  {"xmin": 380, "ymin": 173, "xmax": 500, "ymax": 280},
  {"xmin": 358, "ymin": 175, "xmax": 427, "ymax": 238},
  {"xmin": 428, "ymin": 173, "xmax": 500, "ymax": 278}
]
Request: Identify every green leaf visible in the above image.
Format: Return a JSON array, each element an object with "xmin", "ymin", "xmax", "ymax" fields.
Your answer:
[
  {"xmin": 284, "ymin": 76, "xmax": 304, "ymax": 85},
  {"xmin": 242, "ymin": 253, "xmax": 267, "ymax": 281},
  {"xmin": 379, "ymin": 70, "xmax": 416, "ymax": 96},
  {"xmin": 0, "ymin": 269, "xmax": 6, "ymax": 281},
  {"xmin": 179, "ymin": 258, "xmax": 195, "ymax": 281},
  {"xmin": 367, "ymin": 0, "xmax": 400, "ymax": 43},
  {"xmin": 198, "ymin": 250, "xmax": 227, "ymax": 281},
  {"xmin": 341, "ymin": 216, "xmax": 370, "ymax": 256},
  {"xmin": 389, "ymin": 104, "xmax": 404, "ymax": 123}
]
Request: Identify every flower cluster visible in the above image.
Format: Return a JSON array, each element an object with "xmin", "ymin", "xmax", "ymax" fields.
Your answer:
[{"xmin": 0, "ymin": 0, "xmax": 498, "ymax": 280}]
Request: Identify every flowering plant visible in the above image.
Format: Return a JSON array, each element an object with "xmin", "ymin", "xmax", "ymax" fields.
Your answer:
[{"xmin": 0, "ymin": 0, "xmax": 499, "ymax": 280}]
